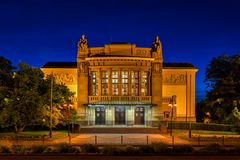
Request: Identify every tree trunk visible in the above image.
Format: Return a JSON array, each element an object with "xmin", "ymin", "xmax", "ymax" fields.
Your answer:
[{"xmin": 14, "ymin": 125, "xmax": 25, "ymax": 133}]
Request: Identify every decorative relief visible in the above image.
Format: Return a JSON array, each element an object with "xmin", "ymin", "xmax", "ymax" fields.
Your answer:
[
  {"xmin": 54, "ymin": 73, "xmax": 77, "ymax": 84},
  {"xmin": 135, "ymin": 49, "xmax": 151, "ymax": 57},
  {"xmin": 163, "ymin": 74, "xmax": 186, "ymax": 84},
  {"xmin": 79, "ymin": 62, "xmax": 89, "ymax": 73}
]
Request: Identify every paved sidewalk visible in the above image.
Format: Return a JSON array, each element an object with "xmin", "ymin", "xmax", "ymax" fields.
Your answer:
[{"xmin": 53, "ymin": 133, "xmax": 190, "ymax": 145}]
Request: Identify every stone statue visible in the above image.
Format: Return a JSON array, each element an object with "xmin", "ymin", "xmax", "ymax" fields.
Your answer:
[
  {"xmin": 78, "ymin": 34, "xmax": 88, "ymax": 52},
  {"xmin": 151, "ymin": 36, "xmax": 161, "ymax": 53}
]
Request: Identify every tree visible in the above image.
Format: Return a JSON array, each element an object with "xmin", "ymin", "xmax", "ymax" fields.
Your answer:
[
  {"xmin": 0, "ymin": 62, "xmax": 44, "ymax": 132},
  {"xmin": 39, "ymin": 75, "xmax": 74, "ymax": 129},
  {"xmin": 204, "ymin": 54, "xmax": 240, "ymax": 123}
]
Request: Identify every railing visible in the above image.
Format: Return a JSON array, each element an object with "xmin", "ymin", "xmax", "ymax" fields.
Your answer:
[{"xmin": 88, "ymin": 96, "xmax": 152, "ymax": 104}]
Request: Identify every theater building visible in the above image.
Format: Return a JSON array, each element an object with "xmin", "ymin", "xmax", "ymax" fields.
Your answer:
[{"xmin": 41, "ymin": 35, "xmax": 198, "ymax": 127}]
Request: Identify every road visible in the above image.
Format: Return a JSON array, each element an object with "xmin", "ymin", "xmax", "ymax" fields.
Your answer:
[{"xmin": 1, "ymin": 155, "xmax": 240, "ymax": 160}]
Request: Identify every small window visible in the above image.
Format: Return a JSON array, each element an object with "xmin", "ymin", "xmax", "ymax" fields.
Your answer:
[{"xmin": 164, "ymin": 111, "xmax": 170, "ymax": 118}]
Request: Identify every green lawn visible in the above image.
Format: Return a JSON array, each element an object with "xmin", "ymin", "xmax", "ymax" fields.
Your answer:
[
  {"xmin": 172, "ymin": 129, "xmax": 239, "ymax": 136},
  {"xmin": 0, "ymin": 130, "xmax": 68, "ymax": 139}
]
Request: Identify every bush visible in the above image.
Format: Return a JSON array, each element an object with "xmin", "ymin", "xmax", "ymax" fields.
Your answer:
[
  {"xmin": 11, "ymin": 145, "xmax": 30, "ymax": 154},
  {"xmin": 228, "ymin": 145, "xmax": 240, "ymax": 154},
  {"xmin": 54, "ymin": 143, "xmax": 79, "ymax": 153},
  {"xmin": 151, "ymin": 142, "xmax": 169, "ymax": 153},
  {"xmin": 102, "ymin": 146, "xmax": 123, "ymax": 155},
  {"xmin": 172, "ymin": 145, "xmax": 194, "ymax": 154},
  {"xmin": 123, "ymin": 146, "xmax": 138, "ymax": 155},
  {"xmin": 198, "ymin": 143, "xmax": 224, "ymax": 154},
  {"xmin": 81, "ymin": 144, "xmax": 98, "ymax": 153},
  {"xmin": 31, "ymin": 144, "xmax": 48, "ymax": 153},
  {"xmin": 138, "ymin": 145, "xmax": 154, "ymax": 154},
  {"xmin": 0, "ymin": 145, "xmax": 11, "ymax": 153}
]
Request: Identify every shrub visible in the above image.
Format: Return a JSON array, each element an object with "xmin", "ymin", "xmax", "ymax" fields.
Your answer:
[
  {"xmin": 0, "ymin": 145, "xmax": 11, "ymax": 153},
  {"xmin": 81, "ymin": 144, "xmax": 98, "ymax": 153},
  {"xmin": 198, "ymin": 143, "xmax": 224, "ymax": 154},
  {"xmin": 228, "ymin": 145, "xmax": 240, "ymax": 154},
  {"xmin": 31, "ymin": 144, "xmax": 48, "ymax": 153},
  {"xmin": 151, "ymin": 142, "xmax": 169, "ymax": 153},
  {"xmin": 54, "ymin": 143, "xmax": 79, "ymax": 153},
  {"xmin": 138, "ymin": 145, "xmax": 154, "ymax": 154},
  {"xmin": 172, "ymin": 145, "xmax": 194, "ymax": 154},
  {"xmin": 102, "ymin": 146, "xmax": 122, "ymax": 155},
  {"xmin": 123, "ymin": 146, "xmax": 138, "ymax": 155},
  {"xmin": 11, "ymin": 145, "xmax": 30, "ymax": 154}
]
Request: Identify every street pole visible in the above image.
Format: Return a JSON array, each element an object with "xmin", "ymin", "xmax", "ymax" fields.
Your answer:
[
  {"xmin": 50, "ymin": 72, "xmax": 53, "ymax": 138},
  {"xmin": 170, "ymin": 105, "xmax": 173, "ymax": 136},
  {"xmin": 68, "ymin": 105, "xmax": 70, "ymax": 137}
]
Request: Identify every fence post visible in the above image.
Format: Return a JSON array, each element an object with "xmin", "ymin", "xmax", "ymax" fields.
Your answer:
[
  {"xmin": 222, "ymin": 136, "xmax": 224, "ymax": 146},
  {"xmin": 172, "ymin": 136, "xmax": 174, "ymax": 148},
  {"xmin": 42, "ymin": 135, "xmax": 45, "ymax": 144},
  {"xmin": 198, "ymin": 135, "xmax": 200, "ymax": 146},
  {"xmin": 121, "ymin": 135, "xmax": 123, "ymax": 144},
  {"xmin": 69, "ymin": 134, "xmax": 71, "ymax": 144},
  {"xmin": 95, "ymin": 135, "xmax": 97, "ymax": 145},
  {"xmin": 146, "ymin": 135, "xmax": 149, "ymax": 145}
]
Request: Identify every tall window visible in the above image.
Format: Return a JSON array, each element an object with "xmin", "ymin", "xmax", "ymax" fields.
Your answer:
[
  {"xmin": 122, "ymin": 70, "xmax": 128, "ymax": 95},
  {"xmin": 140, "ymin": 71, "xmax": 149, "ymax": 96},
  {"xmin": 90, "ymin": 71, "xmax": 98, "ymax": 95},
  {"xmin": 112, "ymin": 70, "xmax": 119, "ymax": 95},
  {"xmin": 101, "ymin": 71, "xmax": 108, "ymax": 96},
  {"xmin": 131, "ymin": 71, "xmax": 139, "ymax": 96}
]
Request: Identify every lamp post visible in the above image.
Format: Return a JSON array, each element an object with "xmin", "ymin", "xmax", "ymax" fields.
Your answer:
[
  {"xmin": 168, "ymin": 95, "xmax": 177, "ymax": 136},
  {"xmin": 64, "ymin": 103, "xmax": 73, "ymax": 136}
]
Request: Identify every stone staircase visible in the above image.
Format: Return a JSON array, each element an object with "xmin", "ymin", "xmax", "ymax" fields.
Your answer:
[{"xmin": 78, "ymin": 127, "xmax": 162, "ymax": 134}]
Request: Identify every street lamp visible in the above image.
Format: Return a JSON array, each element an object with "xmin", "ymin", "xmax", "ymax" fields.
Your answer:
[
  {"xmin": 64, "ymin": 103, "xmax": 73, "ymax": 136},
  {"xmin": 168, "ymin": 95, "xmax": 177, "ymax": 136}
]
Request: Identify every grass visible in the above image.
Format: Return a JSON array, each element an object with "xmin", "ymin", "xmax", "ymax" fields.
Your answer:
[
  {"xmin": 0, "ymin": 130, "xmax": 68, "ymax": 139},
  {"xmin": 191, "ymin": 130, "xmax": 239, "ymax": 135},
  {"xmin": 172, "ymin": 129, "xmax": 238, "ymax": 136}
]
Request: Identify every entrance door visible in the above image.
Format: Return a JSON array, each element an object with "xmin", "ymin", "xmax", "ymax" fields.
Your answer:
[
  {"xmin": 135, "ymin": 107, "xmax": 145, "ymax": 125},
  {"xmin": 95, "ymin": 107, "xmax": 105, "ymax": 125},
  {"xmin": 115, "ymin": 106, "xmax": 125, "ymax": 125}
]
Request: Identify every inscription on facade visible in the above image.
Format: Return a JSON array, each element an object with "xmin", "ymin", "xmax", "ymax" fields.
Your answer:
[
  {"xmin": 163, "ymin": 74, "xmax": 186, "ymax": 84},
  {"xmin": 54, "ymin": 73, "xmax": 77, "ymax": 84}
]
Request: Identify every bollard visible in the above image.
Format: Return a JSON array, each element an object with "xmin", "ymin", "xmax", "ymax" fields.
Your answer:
[
  {"xmin": 95, "ymin": 135, "xmax": 97, "ymax": 145},
  {"xmin": 172, "ymin": 136, "xmax": 174, "ymax": 148},
  {"xmin": 69, "ymin": 134, "xmax": 71, "ymax": 144},
  {"xmin": 222, "ymin": 136, "xmax": 224, "ymax": 146},
  {"xmin": 42, "ymin": 135, "xmax": 45, "ymax": 144},
  {"xmin": 146, "ymin": 135, "xmax": 149, "ymax": 145},
  {"xmin": 121, "ymin": 135, "xmax": 123, "ymax": 144},
  {"xmin": 198, "ymin": 135, "xmax": 200, "ymax": 146}
]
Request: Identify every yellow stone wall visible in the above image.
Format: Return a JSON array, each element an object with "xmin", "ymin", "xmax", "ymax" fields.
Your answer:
[
  {"xmin": 40, "ymin": 68, "xmax": 78, "ymax": 109},
  {"xmin": 162, "ymin": 68, "xmax": 198, "ymax": 122}
]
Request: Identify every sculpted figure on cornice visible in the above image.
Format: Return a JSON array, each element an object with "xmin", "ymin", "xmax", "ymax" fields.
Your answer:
[
  {"xmin": 163, "ymin": 74, "xmax": 186, "ymax": 84},
  {"xmin": 78, "ymin": 34, "xmax": 88, "ymax": 52},
  {"xmin": 151, "ymin": 36, "xmax": 161, "ymax": 53},
  {"xmin": 54, "ymin": 73, "xmax": 77, "ymax": 84}
]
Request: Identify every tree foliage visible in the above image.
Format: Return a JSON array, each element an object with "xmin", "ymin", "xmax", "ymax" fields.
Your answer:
[
  {"xmin": 0, "ymin": 57, "xmax": 75, "ymax": 132},
  {"xmin": 203, "ymin": 54, "xmax": 240, "ymax": 123}
]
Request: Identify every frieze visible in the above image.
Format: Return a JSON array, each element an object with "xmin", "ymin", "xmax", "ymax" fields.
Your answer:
[
  {"xmin": 163, "ymin": 74, "xmax": 186, "ymax": 84},
  {"xmin": 53, "ymin": 73, "xmax": 77, "ymax": 85}
]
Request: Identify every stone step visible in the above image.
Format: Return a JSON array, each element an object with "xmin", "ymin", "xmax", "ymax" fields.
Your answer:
[{"xmin": 79, "ymin": 127, "xmax": 162, "ymax": 134}]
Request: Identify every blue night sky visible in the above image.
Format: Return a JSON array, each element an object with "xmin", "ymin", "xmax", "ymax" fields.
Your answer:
[{"xmin": 1, "ymin": 0, "xmax": 240, "ymax": 100}]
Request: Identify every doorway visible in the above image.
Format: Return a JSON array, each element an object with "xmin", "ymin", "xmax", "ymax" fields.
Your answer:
[
  {"xmin": 135, "ymin": 107, "xmax": 145, "ymax": 125},
  {"xmin": 115, "ymin": 106, "xmax": 125, "ymax": 125},
  {"xmin": 95, "ymin": 107, "xmax": 105, "ymax": 125}
]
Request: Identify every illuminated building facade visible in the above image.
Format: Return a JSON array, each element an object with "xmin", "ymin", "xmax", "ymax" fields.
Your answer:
[{"xmin": 41, "ymin": 35, "xmax": 198, "ymax": 126}]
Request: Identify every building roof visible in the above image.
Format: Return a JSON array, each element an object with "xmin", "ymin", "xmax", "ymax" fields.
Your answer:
[
  {"xmin": 163, "ymin": 62, "xmax": 197, "ymax": 68},
  {"xmin": 41, "ymin": 61, "xmax": 196, "ymax": 69},
  {"xmin": 41, "ymin": 62, "xmax": 77, "ymax": 68}
]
